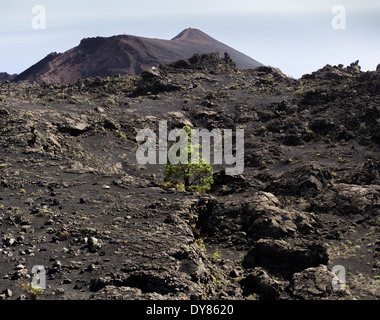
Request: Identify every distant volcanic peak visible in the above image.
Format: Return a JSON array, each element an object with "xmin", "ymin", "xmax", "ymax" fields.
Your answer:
[
  {"xmin": 171, "ymin": 28, "xmax": 215, "ymax": 42},
  {"xmin": 13, "ymin": 28, "xmax": 263, "ymax": 84}
]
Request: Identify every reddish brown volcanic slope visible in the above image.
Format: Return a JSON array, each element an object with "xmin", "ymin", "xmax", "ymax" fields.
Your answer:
[{"xmin": 13, "ymin": 28, "xmax": 263, "ymax": 84}]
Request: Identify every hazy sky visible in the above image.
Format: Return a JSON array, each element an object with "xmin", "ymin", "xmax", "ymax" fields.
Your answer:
[{"xmin": 1, "ymin": 0, "xmax": 379, "ymax": 78}]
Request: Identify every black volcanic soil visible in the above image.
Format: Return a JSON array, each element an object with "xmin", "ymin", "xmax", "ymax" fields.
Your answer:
[{"xmin": 0, "ymin": 54, "xmax": 379, "ymax": 300}]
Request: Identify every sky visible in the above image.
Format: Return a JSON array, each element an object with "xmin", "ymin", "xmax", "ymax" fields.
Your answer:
[{"xmin": 0, "ymin": 0, "xmax": 379, "ymax": 78}]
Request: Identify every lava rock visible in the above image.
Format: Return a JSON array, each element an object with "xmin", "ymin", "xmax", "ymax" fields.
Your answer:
[
  {"xmin": 243, "ymin": 238, "xmax": 329, "ymax": 276},
  {"xmin": 290, "ymin": 265, "xmax": 352, "ymax": 300}
]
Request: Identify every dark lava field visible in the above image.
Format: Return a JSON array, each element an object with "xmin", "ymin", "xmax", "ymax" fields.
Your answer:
[{"xmin": 0, "ymin": 53, "xmax": 379, "ymax": 300}]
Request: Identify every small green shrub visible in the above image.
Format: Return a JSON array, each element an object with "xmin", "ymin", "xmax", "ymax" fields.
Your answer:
[
  {"xmin": 164, "ymin": 126, "xmax": 213, "ymax": 193},
  {"xmin": 118, "ymin": 131, "xmax": 127, "ymax": 139},
  {"xmin": 17, "ymin": 279, "xmax": 44, "ymax": 300}
]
